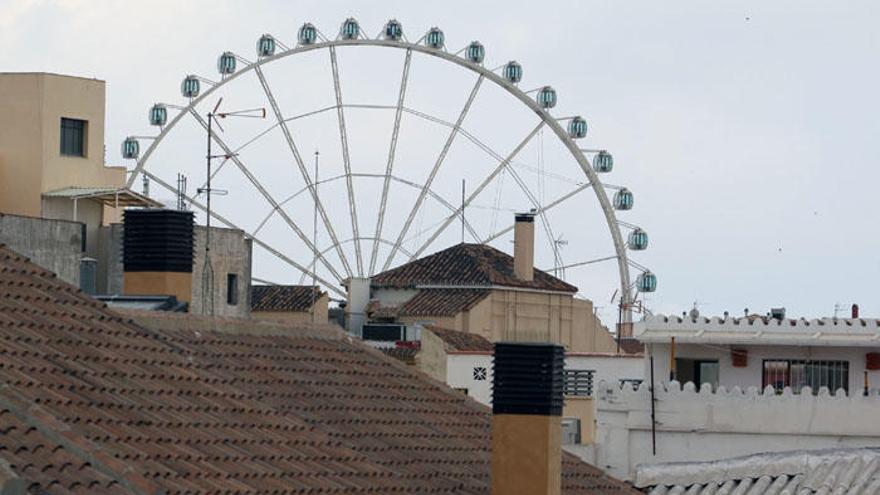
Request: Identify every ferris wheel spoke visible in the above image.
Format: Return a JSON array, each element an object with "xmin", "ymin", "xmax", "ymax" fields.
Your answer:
[
  {"xmin": 544, "ymin": 255, "xmax": 619, "ymax": 272},
  {"xmin": 329, "ymin": 46, "xmax": 364, "ymax": 277},
  {"xmin": 500, "ymin": 163, "xmax": 561, "ymax": 265},
  {"xmin": 381, "ymin": 75, "xmax": 485, "ymax": 271},
  {"xmin": 252, "ymin": 172, "xmax": 476, "ymax": 243},
  {"xmin": 140, "ymin": 169, "xmax": 345, "ymax": 296},
  {"xmin": 254, "ymin": 64, "xmax": 355, "ymax": 279},
  {"xmin": 370, "ymin": 48, "xmax": 412, "ymax": 276},
  {"xmin": 409, "ymin": 120, "xmax": 545, "ymax": 260},
  {"xmin": 187, "ymin": 109, "xmax": 345, "ymax": 283},
  {"xmin": 482, "ymin": 182, "xmax": 592, "ymax": 244}
]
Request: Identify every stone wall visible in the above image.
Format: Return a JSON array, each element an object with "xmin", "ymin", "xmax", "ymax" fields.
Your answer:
[
  {"xmin": 0, "ymin": 213, "xmax": 83, "ymax": 286},
  {"xmin": 594, "ymin": 380, "xmax": 880, "ymax": 481},
  {"xmin": 191, "ymin": 226, "xmax": 252, "ymax": 318}
]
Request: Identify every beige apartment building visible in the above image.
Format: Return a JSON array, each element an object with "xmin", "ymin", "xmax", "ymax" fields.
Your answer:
[
  {"xmin": 0, "ymin": 72, "xmax": 156, "ymax": 257},
  {"xmin": 357, "ymin": 214, "xmax": 619, "ymax": 353}
]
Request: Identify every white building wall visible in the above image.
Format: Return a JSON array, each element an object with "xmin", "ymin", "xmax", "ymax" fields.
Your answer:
[
  {"xmin": 594, "ymin": 381, "xmax": 880, "ymax": 481},
  {"xmin": 647, "ymin": 343, "xmax": 876, "ymax": 396},
  {"xmin": 565, "ymin": 354, "xmax": 644, "ymax": 392},
  {"xmin": 446, "ymin": 354, "xmax": 493, "ymax": 407},
  {"xmin": 444, "ymin": 353, "xmax": 644, "ymax": 408}
]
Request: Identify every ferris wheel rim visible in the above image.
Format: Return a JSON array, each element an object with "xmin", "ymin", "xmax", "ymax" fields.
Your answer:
[{"xmin": 125, "ymin": 35, "xmax": 636, "ymax": 321}]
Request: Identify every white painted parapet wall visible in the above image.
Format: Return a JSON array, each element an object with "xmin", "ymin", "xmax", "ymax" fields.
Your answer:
[
  {"xmin": 594, "ymin": 380, "xmax": 880, "ymax": 481},
  {"xmin": 636, "ymin": 314, "xmax": 880, "ymax": 346}
]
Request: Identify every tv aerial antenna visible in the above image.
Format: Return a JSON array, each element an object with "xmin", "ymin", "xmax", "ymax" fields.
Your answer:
[{"xmin": 197, "ymin": 97, "xmax": 265, "ymax": 316}]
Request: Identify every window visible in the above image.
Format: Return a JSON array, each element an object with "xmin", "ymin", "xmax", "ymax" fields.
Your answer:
[
  {"xmin": 473, "ymin": 367, "xmax": 487, "ymax": 381},
  {"xmin": 762, "ymin": 360, "xmax": 849, "ymax": 394},
  {"xmin": 226, "ymin": 273, "xmax": 238, "ymax": 305},
  {"xmin": 60, "ymin": 118, "xmax": 86, "ymax": 156},
  {"xmin": 561, "ymin": 418, "xmax": 582, "ymax": 445},
  {"xmin": 675, "ymin": 359, "xmax": 720, "ymax": 389}
]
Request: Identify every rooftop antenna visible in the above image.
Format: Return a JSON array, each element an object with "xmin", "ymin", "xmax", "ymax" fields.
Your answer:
[
  {"xmin": 197, "ymin": 97, "xmax": 265, "ymax": 316},
  {"xmin": 552, "ymin": 235, "xmax": 568, "ymax": 279},
  {"xmin": 176, "ymin": 173, "xmax": 188, "ymax": 211}
]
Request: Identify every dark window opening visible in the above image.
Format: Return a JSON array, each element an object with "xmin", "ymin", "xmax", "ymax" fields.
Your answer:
[
  {"xmin": 362, "ymin": 324, "xmax": 405, "ymax": 341},
  {"xmin": 762, "ymin": 359, "xmax": 849, "ymax": 394},
  {"xmin": 60, "ymin": 118, "xmax": 86, "ymax": 157},
  {"xmin": 675, "ymin": 358, "xmax": 719, "ymax": 389},
  {"xmin": 226, "ymin": 273, "xmax": 238, "ymax": 305}
]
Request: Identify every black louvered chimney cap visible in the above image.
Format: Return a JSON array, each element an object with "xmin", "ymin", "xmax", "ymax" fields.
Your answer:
[
  {"xmin": 492, "ymin": 342, "xmax": 564, "ymax": 416},
  {"xmin": 123, "ymin": 209, "xmax": 195, "ymax": 273}
]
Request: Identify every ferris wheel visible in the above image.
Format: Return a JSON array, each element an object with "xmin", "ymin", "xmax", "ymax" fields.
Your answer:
[{"xmin": 120, "ymin": 18, "xmax": 656, "ymax": 323}]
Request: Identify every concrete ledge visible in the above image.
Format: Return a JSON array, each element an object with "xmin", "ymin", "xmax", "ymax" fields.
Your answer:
[{"xmin": 119, "ymin": 309, "xmax": 345, "ymax": 340}]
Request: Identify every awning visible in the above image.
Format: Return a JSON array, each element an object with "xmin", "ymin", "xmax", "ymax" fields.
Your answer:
[{"xmin": 43, "ymin": 186, "xmax": 163, "ymax": 208}]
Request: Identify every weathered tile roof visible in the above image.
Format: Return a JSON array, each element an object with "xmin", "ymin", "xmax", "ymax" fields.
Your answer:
[
  {"xmin": 0, "ymin": 244, "xmax": 636, "ymax": 494},
  {"xmin": 636, "ymin": 448, "xmax": 880, "ymax": 494},
  {"xmin": 379, "ymin": 346, "xmax": 420, "ymax": 365},
  {"xmin": 366, "ymin": 289, "xmax": 489, "ymax": 318},
  {"xmin": 426, "ymin": 326, "xmax": 494, "ymax": 352},
  {"xmin": 400, "ymin": 288, "xmax": 490, "ymax": 317},
  {"xmin": 250, "ymin": 284, "xmax": 323, "ymax": 312},
  {"xmin": 371, "ymin": 243, "xmax": 578, "ymax": 293}
]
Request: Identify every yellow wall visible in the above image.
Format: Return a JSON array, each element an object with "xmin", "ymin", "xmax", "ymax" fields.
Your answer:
[
  {"xmin": 0, "ymin": 73, "xmax": 124, "ymax": 218},
  {"xmin": 252, "ymin": 293, "xmax": 329, "ymax": 325},
  {"xmin": 562, "ymin": 397, "xmax": 596, "ymax": 444},
  {"xmin": 400, "ymin": 289, "xmax": 617, "ymax": 353},
  {"xmin": 491, "ymin": 414, "xmax": 562, "ymax": 495},
  {"xmin": 414, "ymin": 328, "xmax": 448, "ymax": 383}
]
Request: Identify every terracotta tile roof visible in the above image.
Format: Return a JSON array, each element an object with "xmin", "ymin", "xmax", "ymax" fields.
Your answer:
[
  {"xmin": 400, "ymin": 289, "xmax": 490, "ymax": 317},
  {"xmin": 250, "ymin": 284, "xmax": 323, "ymax": 312},
  {"xmin": 426, "ymin": 326, "xmax": 494, "ymax": 352},
  {"xmin": 0, "ymin": 244, "xmax": 637, "ymax": 494},
  {"xmin": 365, "ymin": 289, "xmax": 489, "ymax": 319},
  {"xmin": 380, "ymin": 346, "xmax": 420, "ymax": 365},
  {"xmin": 372, "ymin": 243, "xmax": 578, "ymax": 293}
]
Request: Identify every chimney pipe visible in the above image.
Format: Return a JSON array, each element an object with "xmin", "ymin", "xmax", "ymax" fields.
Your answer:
[
  {"xmin": 491, "ymin": 342, "xmax": 564, "ymax": 495},
  {"xmin": 852, "ymin": 304, "xmax": 860, "ymax": 319},
  {"xmin": 513, "ymin": 213, "xmax": 535, "ymax": 282}
]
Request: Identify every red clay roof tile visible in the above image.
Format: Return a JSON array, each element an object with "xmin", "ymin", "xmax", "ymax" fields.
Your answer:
[
  {"xmin": 371, "ymin": 243, "xmax": 578, "ymax": 293},
  {"xmin": 250, "ymin": 285, "xmax": 324, "ymax": 312},
  {"xmin": 0, "ymin": 244, "xmax": 636, "ymax": 494}
]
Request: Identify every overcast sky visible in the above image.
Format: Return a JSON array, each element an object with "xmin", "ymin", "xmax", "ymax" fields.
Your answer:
[{"xmin": 2, "ymin": 0, "xmax": 878, "ymax": 323}]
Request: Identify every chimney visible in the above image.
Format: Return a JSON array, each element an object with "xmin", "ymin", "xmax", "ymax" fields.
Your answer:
[
  {"xmin": 852, "ymin": 304, "xmax": 860, "ymax": 319},
  {"xmin": 491, "ymin": 342, "xmax": 564, "ymax": 495},
  {"xmin": 123, "ymin": 209, "xmax": 194, "ymax": 304},
  {"xmin": 513, "ymin": 212, "xmax": 535, "ymax": 281},
  {"xmin": 345, "ymin": 277, "xmax": 371, "ymax": 338}
]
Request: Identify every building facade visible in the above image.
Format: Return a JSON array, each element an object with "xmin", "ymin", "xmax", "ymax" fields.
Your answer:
[
  {"xmin": 636, "ymin": 314, "xmax": 880, "ymax": 396},
  {"xmin": 250, "ymin": 284, "xmax": 329, "ymax": 325},
  {"xmin": 349, "ymin": 215, "xmax": 619, "ymax": 353},
  {"xmin": 0, "ymin": 72, "xmax": 158, "ymax": 286}
]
